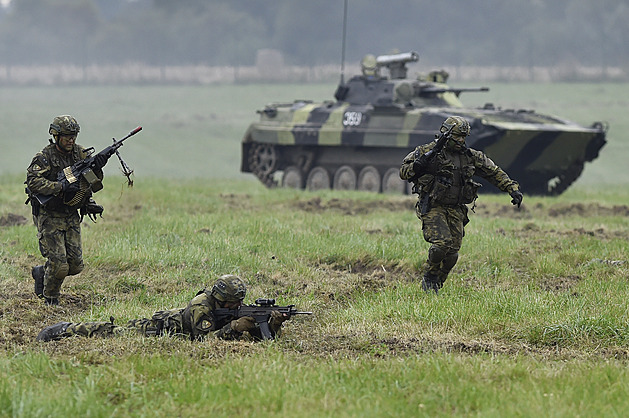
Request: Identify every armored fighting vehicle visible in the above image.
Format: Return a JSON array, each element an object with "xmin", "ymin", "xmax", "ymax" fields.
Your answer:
[{"xmin": 241, "ymin": 51, "xmax": 607, "ymax": 195}]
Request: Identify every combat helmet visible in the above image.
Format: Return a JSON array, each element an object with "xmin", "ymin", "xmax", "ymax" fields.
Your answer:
[
  {"xmin": 211, "ymin": 274, "xmax": 247, "ymax": 302},
  {"xmin": 361, "ymin": 54, "xmax": 379, "ymax": 78},
  {"xmin": 49, "ymin": 115, "xmax": 80, "ymax": 138},
  {"xmin": 440, "ymin": 116, "xmax": 471, "ymax": 137}
]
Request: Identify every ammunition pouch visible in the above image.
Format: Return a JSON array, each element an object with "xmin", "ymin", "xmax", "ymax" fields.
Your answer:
[
  {"xmin": 461, "ymin": 179, "xmax": 482, "ymax": 204},
  {"xmin": 429, "ymin": 176, "xmax": 453, "ymax": 203},
  {"xmin": 413, "ymin": 174, "xmax": 438, "ymax": 217},
  {"xmin": 415, "ymin": 193, "xmax": 431, "ymax": 218},
  {"xmin": 61, "ymin": 167, "xmax": 103, "ymax": 209},
  {"xmin": 62, "ymin": 178, "xmax": 92, "ymax": 208}
]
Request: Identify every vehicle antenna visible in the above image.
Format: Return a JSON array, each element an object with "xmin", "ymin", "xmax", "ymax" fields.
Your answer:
[
  {"xmin": 340, "ymin": 0, "xmax": 348, "ymax": 85},
  {"xmin": 334, "ymin": 0, "xmax": 350, "ymax": 101}
]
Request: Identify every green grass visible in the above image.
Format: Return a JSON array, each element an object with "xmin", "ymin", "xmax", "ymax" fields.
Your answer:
[
  {"xmin": 1, "ymin": 175, "xmax": 629, "ymax": 416},
  {"xmin": 1, "ymin": 82, "xmax": 628, "ymax": 416}
]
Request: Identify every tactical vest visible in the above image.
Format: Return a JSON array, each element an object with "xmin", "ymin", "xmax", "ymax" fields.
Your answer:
[
  {"xmin": 40, "ymin": 144, "xmax": 90, "ymax": 212},
  {"xmin": 416, "ymin": 149, "xmax": 482, "ymax": 209}
]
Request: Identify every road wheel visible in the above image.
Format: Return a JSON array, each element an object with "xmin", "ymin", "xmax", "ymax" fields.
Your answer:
[
  {"xmin": 332, "ymin": 165, "xmax": 357, "ymax": 190},
  {"xmin": 306, "ymin": 166, "xmax": 331, "ymax": 191},
  {"xmin": 282, "ymin": 166, "xmax": 304, "ymax": 189},
  {"xmin": 382, "ymin": 167, "xmax": 406, "ymax": 194},
  {"xmin": 357, "ymin": 166, "xmax": 381, "ymax": 193}
]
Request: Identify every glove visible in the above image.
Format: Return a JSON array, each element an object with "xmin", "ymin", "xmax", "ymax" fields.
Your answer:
[
  {"xmin": 230, "ymin": 316, "xmax": 256, "ymax": 333},
  {"xmin": 412, "ymin": 159, "xmax": 440, "ymax": 176},
  {"xmin": 412, "ymin": 161, "xmax": 425, "ymax": 175},
  {"xmin": 81, "ymin": 199, "xmax": 104, "ymax": 222},
  {"xmin": 269, "ymin": 310, "xmax": 289, "ymax": 333},
  {"xmin": 59, "ymin": 178, "xmax": 80, "ymax": 195},
  {"xmin": 59, "ymin": 178, "xmax": 70, "ymax": 192},
  {"xmin": 270, "ymin": 310, "xmax": 288, "ymax": 324},
  {"xmin": 510, "ymin": 190, "xmax": 523, "ymax": 208}
]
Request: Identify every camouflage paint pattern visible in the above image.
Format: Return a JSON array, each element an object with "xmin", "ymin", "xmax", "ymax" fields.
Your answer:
[{"xmin": 241, "ymin": 52, "xmax": 606, "ymax": 195}]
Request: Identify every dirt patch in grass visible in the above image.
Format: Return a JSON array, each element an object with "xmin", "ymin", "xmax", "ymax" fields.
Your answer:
[
  {"xmin": 249, "ymin": 262, "xmax": 412, "ymax": 305},
  {"xmin": 286, "ymin": 329, "xmax": 623, "ymax": 362},
  {"xmin": 289, "ymin": 197, "xmax": 629, "ymax": 222},
  {"xmin": 473, "ymin": 201, "xmax": 629, "ymax": 220},
  {"xmin": 540, "ymin": 275, "xmax": 582, "ymax": 293},
  {"xmin": 291, "ymin": 196, "xmax": 412, "ymax": 215},
  {"xmin": 547, "ymin": 203, "xmax": 629, "ymax": 217},
  {"xmin": 0, "ymin": 213, "xmax": 28, "ymax": 227}
]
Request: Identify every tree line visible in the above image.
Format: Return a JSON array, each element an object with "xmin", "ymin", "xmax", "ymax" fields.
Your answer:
[{"xmin": 1, "ymin": 0, "xmax": 627, "ymax": 70}]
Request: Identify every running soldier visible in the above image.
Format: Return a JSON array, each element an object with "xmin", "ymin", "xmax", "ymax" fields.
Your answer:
[{"xmin": 400, "ymin": 116, "xmax": 523, "ymax": 294}]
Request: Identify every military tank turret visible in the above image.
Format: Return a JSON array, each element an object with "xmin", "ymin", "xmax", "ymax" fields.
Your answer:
[{"xmin": 241, "ymin": 51, "xmax": 607, "ymax": 195}]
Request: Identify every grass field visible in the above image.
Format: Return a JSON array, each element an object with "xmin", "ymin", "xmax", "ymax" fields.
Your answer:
[{"xmin": 1, "ymin": 83, "xmax": 628, "ymax": 416}]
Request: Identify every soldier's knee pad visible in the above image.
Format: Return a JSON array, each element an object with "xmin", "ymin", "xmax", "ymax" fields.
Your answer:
[{"xmin": 428, "ymin": 246, "xmax": 448, "ymax": 265}]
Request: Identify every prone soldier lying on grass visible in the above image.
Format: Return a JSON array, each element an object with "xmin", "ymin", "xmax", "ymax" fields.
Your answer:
[{"xmin": 36, "ymin": 275, "xmax": 310, "ymax": 342}]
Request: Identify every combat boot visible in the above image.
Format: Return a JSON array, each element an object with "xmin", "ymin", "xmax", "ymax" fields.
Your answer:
[
  {"xmin": 421, "ymin": 272, "xmax": 440, "ymax": 295},
  {"xmin": 32, "ymin": 265, "xmax": 45, "ymax": 298},
  {"xmin": 36, "ymin": 322, "xmax": 71, "ymax": 342}
]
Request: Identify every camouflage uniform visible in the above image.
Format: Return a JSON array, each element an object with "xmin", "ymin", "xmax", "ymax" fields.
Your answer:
[
  {"xmin": 26, "ymin": 116, "xmax": 102, "ymax": 304},
  {"xmin": 36, "ymin": 276, "xmax": 287, "ymax": 342},
  {"xmin": 400, "ymin": 116, "xmax": 522, "ymax": 293}
]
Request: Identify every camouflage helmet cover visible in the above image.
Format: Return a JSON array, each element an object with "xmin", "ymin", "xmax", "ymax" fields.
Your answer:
[
  {"xmin": 211, "ymin": 274, "xmax": 247, "ymax": 302},
  {"xmin": 440, "ymin": 116, "xmax": 471, "ymax": 137},
  {"xmin": 49, "ymin": 115, "xmax": 80, "ymax": 136},
  {"xmin": 361, "ymin": 54, "xmax": 378, "ymax": 77}
]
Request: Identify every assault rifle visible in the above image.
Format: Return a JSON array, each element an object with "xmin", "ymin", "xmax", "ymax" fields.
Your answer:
[
  {"xmin": 412, "ymin": 121, "xmax": 456, "ymax": 170},
  {"xmin": 214, "ymin": 298, "xmax": 312, "ymax": 340},
  {"xmin": 31, "ymin": 126, "xmax": 142, "ymax": 207},
  {"xmin": 409, "ymin": 122, "xmax": 457, "ymax": 213}
]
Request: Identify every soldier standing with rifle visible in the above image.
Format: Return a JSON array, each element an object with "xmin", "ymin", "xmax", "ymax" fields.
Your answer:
[
  {"xmin": 26, "ymin": 115, "xmax": 140, "ymax": 305},
  {"xmin": 400, "ymin": 116, "xmax": 523, "ymax": 294}
]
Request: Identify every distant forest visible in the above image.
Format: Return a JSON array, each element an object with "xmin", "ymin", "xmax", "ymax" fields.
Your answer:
[{"xmin": 1, "ymin": 0, "xmax": 628, "ymax": 69}]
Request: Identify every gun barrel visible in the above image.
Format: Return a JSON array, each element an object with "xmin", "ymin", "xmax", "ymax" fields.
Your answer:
[
  {"xmin": 118, "ymin": 126, "xmax": 143, "ymax": 143},
  {"xmin": 420, "ymin": 87, "xmax": 489, "ymax": 96},
  {"xmin": 130, "ymin": 126, "xmax": 142, "ymax": 135}
]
